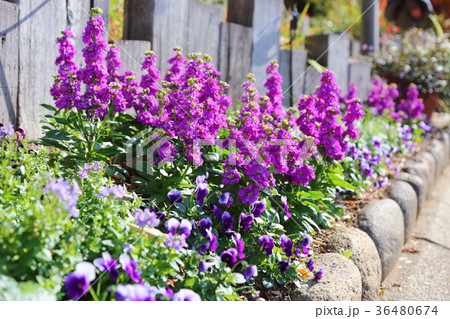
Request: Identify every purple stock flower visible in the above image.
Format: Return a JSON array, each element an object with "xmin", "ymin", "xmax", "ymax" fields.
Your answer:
[
  {"xmin": 93, "ymin": 252, "xmax": 119, "ymax": 281},
  {"xmin": 307, "ymin": 257, "xmax": 315, "ymax": 271},
  {"xmin": 134, "ymin": 208, "xmax": 160, "ymax": 228},
  {"xmin": 238, "ymin": 184, "xmax": 260, "ymax": 205},
  {"xmin": 259, "ymin": 235, "xmax": 274, "ymax": 255},
  {"xmin": 279, "ymin": 234, "xmax": 293, "ymax": 257},
  {"xmin": 119, "ymin": 254, "xmax": 141, "ymax": 283},
  {"xmin": 95, "ymin": 185, "xmax": 126, "ymax": 199},
  {"xmin": 315, "ymin": 268, "xmax": 324, "ymax": 281},
  {"xmin": 167, "ymin": 189, "xmax": 183, "ymax": 204},
  {"xmin": 219, "ymin": 192, "xmax": 233, "ymax": 207},
  {"xmin": 278, "ymin": 260, "xmax": 290, "ymax": 273},
  {"xmin": 239, "ymin": 213, "xmax": 254, "ymax": 231},
  {"xmin": 221, "ymin": 211, "xmax": 234, "ymax": 230},
  {"xmin": 220, "ymin": 248, "xmax": 238, "ymax": 268},
  {"xmin": 243, "ymin": 265, "xmax": 258, "ymax": 280},
  {"xmin": 171, "ymin": 289, "xmax": 201, "ymax": 301},
  {"xmin": 64, "ymin": 262, "xmax": 96, "ymax": 300},
  {"xmin": 250, "ymin": 200, "xmax": 266, "ymax": 218},
  {"xmin": 43, "ymin": 178, "xmax": 82, "ymax": 218},
  {"xmin": 222, "ymin": 169, "xmax": 240, "ymax": 185}
]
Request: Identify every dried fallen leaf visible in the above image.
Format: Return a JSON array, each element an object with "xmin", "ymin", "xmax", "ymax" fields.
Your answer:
[
  {"xmin": 348, "ymin": 201, "xmax": 355, "ymax": 206},
  {"xmin": 402, "ymin": 248, "xmax": 420, "ymax": 253}
]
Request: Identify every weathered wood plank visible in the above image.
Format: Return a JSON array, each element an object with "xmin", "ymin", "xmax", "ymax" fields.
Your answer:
[
  {"xmin": 123, "ymin": 0, "xmax": 154, "ymax": 41},
  {"xmin": 279, "ymin": 50, "xmax": 291, "ymax": 107},
  {"xmin": 17, "ymin": 0, "xmax": 67, "ymax": 139},
  {"xmin": 116, "ymin": 40, "xmax": 151, "ymax": 79},
  {"xmin": 305, "ymin": 33, "xmax": 350, "ymax": 93},
  {"xmin": 303, "ymin": 67, "xmax": 322, "ymax": 95},
  {"xmin": 349, "ymin": 60, "xmax": 372, "ymax": 101},
  {"xmin": 0, "ymin": 1, "xmax": 19, "ymax": 126},
  {"xmin": 219, "ymin": 22, "xmax": 253, "ymax": 107},
  {"xmin": 250, "ymin": 0, "xmax": 283, "ymax": 93},
  {"xmin": 186, "ymin": 1, "xmax": 222, "ymax": 67},
  {"xmin": 66, "ymin": 0, "xmax": 91, "ymax": 68},
  {"xmin": 226, "ymin": 0, "xmax": 253, "ymax": 27},
  {"xmin": 291, "ymin": 49, "xmax": 307, "ymax": 104}
]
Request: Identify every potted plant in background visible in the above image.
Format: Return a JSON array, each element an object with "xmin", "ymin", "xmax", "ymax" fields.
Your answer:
[{"xmin": 373, "ymin": 27, "xmax": 449, "ymax": 118}]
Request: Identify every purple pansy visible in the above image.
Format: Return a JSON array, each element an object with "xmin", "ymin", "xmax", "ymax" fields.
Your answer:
[
  {"xmin": 198, "ymin": 261, "xmax": 215, "ymax": 273},
  {"xmin": 171, "ymin": 289, "xmax": 201, "ymax": 301},
  {"xmin": 243, "ymin": 265, "xmax": 258, "ymax": 280},
  {"xmin": 278, "ymin": 260, "xmax": 290, "ymax": 273},
  {"xmin": 307, "ymin": 257, "xmax": 315, "ymax": 271},
  {"xmin": 250, "ymin": 200, "xmax": 266, "ymax": 218},
  {"xmin": 64, "ymin": 262, "xmax": 96, "ymax": 300},
  {"xmin": 167, "ymin": 189, "xmax": 183, "ymax": 204},
  {"xmin": 95, "ymin": 185, "xmax": 126, "ymax": 199},
  {"xmin": 279, "ymin": 234, "xmax": 293, "ymax": 257},
  {"xmin": 119, "ymin": 254, "xmax": 141, "ymax": 283},
  {"xmin": 219, "ymin": 192, "xmax": 234, "ymax": 207},
  {"xmin": 315, "ymin": 268, "xmax": 324, "ymax": 281},
  {"xmin": 93, "ymin": 252, "xmax": 119, "ymax": 281},
  {"xmin": 221, "ymin": 211, "xmax": 234, "ymax": 230},
  {"xmin": 220, "ymin": 248, "xmax": 238, "ymax": 268},
  {"xmin": 239, "ymin": 213, "xmax": 254, "ymax": 231},
  {"xmin": 259, "ymin": 235, "xmax": 274, "ymax": 255},
  {"xmin": 134, "ymin": 208, "xmax": 160, "ymax": 228}
]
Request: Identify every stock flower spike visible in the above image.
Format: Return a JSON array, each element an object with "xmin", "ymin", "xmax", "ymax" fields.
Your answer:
[
  {"xmin": 64, "ymin": 262, "xmax": 96, "ymax": 300},
  {"xmin": 238, "ymin": 184, "xmax": 260, "ymax": 205}
]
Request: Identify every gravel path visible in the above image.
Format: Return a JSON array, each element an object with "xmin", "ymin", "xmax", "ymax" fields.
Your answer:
[{"xmin": 380, "ymin": 164, "xmax": 450, "ymax": 301}]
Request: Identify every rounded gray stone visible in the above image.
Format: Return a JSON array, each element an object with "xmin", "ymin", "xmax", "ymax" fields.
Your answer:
[
  {"xmin": 438, "ymin": 132, "xmax": 449, "ymax": 166},
  {"xmin": 290, "ymin": 253, "xmax": 362, "ymax": 301},
  {"xmin": 412, "ymin": 151, "xmax": 436, "ymax": 196},
  {"xmin": 327, "ymin": 227, "xmax": 381, "ymax": 301},
  {"xmin": 402, "ymin": 160, "xmax": 430, "ymax": 199},
  {"xmin": 357, "ymin": 199, "xmax": 404, "ymax": 281},
  {"xmin": 387, "ymin": 181, "xmax": 418, "ymax": 242},
  {"xmin": 395, "ymin": 172, "xmax": 425, "ymax": 213},
  {"xmin": 427, "ymin": 140, "xmax": 445, "ymax": 178}
]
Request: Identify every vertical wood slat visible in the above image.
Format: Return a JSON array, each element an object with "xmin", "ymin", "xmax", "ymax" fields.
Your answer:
[
  {"xmin": 219, "ymin": 22, "xmax": 252, "ymax": 106},
  {"xmin": 17, "ymin": 0, "xmax": 67, "ymax": 138},
  {"xmin": 0, "ymin": 1, "xmax": 19, "ymax": 126}
]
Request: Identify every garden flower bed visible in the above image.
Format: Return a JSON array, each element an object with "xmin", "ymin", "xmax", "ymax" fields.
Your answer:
[{"xmin": 0, "ymin": 9, "xmax": 447, "ymax": 301}]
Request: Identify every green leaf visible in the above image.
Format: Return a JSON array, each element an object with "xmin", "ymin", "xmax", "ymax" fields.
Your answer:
[
  {"xmin": 327, "ymin": 173, "xmax": 356, "ymax": 190},
  {"xmin": 262, "ymin": 277, "xmax": 274, "ymax": 289},
  {"xmin": 40, "ymin": 104, "xmax": 56, "ymax": 112}
]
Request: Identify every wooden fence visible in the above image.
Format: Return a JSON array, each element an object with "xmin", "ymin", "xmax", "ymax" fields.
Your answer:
[{"xmin": 0, "ymin": 0, "xmax": 371, "ymax": 139}]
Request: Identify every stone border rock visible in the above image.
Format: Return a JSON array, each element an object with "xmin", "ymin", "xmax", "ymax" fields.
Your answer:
[{"xmin": 291, "ymin": 130, "xmax": 450, "ymax": 301}]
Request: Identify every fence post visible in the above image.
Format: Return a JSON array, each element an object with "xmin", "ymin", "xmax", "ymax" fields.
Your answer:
[
  {"xmin": 361, "ymin": 0, "xmax": 379, "ymax": 55},
  {"xmin": 0, "ymin": 1, "xmax": 19, "ymax": 127}
]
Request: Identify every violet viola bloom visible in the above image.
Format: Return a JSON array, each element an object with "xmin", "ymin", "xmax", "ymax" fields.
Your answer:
[
  {"xmin": 43, "ymin": 178, "xmax": 82, "ymax": 218},
  {"xmin": 171, "ymin": 289, "xmax": 201, "ymax": 301},
  {"xmin": 219, "ymin": 192, "xmax": 233, "ymax": 207},
  {"xmin": 204, "ymin": 228, "xmax": 217, "ymax": 251},
  {"xmin": 307, "ymin": 257, "xmax": 315, "ymax": 271},
  {"xmin": 194, "ymin": 181, "xmax": 209, "ymax": 205},
  {"xmin": 220, "ymin": 248, "xmax": 238, "ymax": 268},
  {"xmin": 167, "ymin": 189, "xmax": 183, "ymax": 204},
  {"xmin": 119, "ymin": 254, "xmax": 141, "ymax": 283},
  {"xmin": 93, "ymin": 252, "xmax": 119, "ymax": 281},
  {"xmin": 116, "ymin": 284, "xmax": 162, "ymax": 301},
  {"xmin": 221, "ymin": 211, "xmax": 234, "ymax": 230},
  {"xmin": 315, "ymin": 268, "xmax": 324, "ymax": 281},
  {"xmin": 281, "ymin": 196, "xmax": 292, "ymax": 218},
  {"xmin": 64, "ymin": 262, "xmax": 96, "ymax": 300},
  {"xmin": 232, "ymin": 233, "xmax": 245, "ymax": 259},
  {"xmin": 165, "ymin": 218, "xmax": 192, "ymax": 237},
  {"xmin": 259, "ymin": 235, "xmax": 274, "ymax": 255},
  {"xmin": 199, "ymin": 218, "xmax": 212, "ymax": 237},
  {"xmin": 279, "ymin": 234, "xmax": 293, "ymax": 257},
  {"xmin": 95, "ymin": 185, "xmax": 126, "ymax": 199},
  {"xmin": 213, "ymin": 205, "xmax": 222, "ymax": 220},
  {"xmin": 134, "ymin": 208, "xmax": 160, "ymax": 228},
  {"xmin": 239, "ymin": 213, "xmax": 254, "ymax": 231},
  {"xmin": 167, "ymin": 234, "xmax": 188, "ymax": 251},
  {"xmin": 243, "ymin": 265, "xmax": 258, "ymax": 280},
  {"xmin": 250, "ymin": 200, "xmax": 266, "ymax": 218},
  {"xmin": 198, "ymin": 261, "xmax": 215, "ymax": 273},
  {"xmin": 300, "ymin": 233, "xmax": 312, "ymax": 255},
  {"xmin": 278, "ymin": 260, "xmax": 290, "ymax": 273}
]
